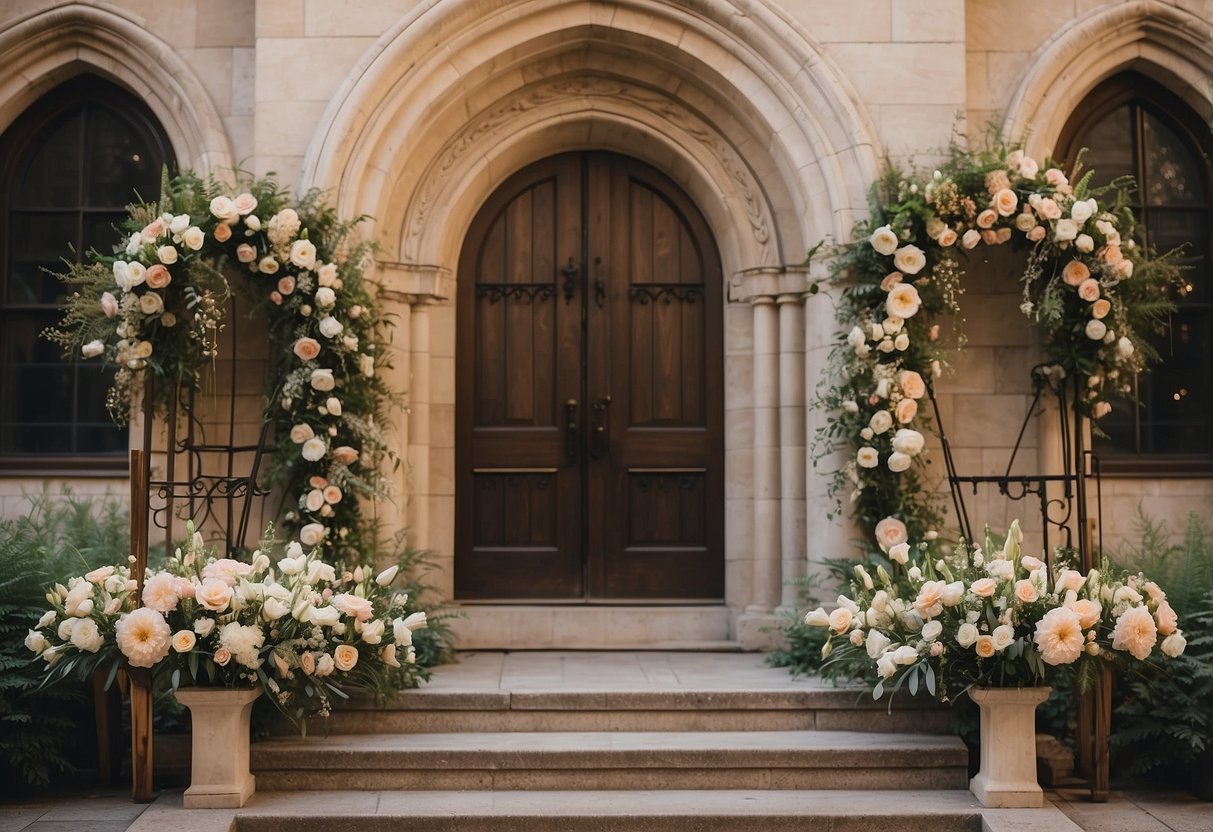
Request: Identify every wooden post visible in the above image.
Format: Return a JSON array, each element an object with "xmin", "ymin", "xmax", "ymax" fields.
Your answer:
[
  {"xmin": 129, "ymin": 448, "xmax": 154, "ymax": 802},
  {"xmin": 1092, "ymin": 665, "xmax": 1113, "ymax": 802}
]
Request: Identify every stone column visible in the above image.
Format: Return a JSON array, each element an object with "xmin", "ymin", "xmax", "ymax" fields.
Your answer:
[
  {"xmin": 374, "ymin": 290, "xmax": 411, "ymax": 548},
  {"xmin": 373, "ymin": 263, "xmax": 450, "ymax": 564},
  {"xmin": 777, "ymin": 292, "xmax": 805, "ymax": 611},
  {"xmin": 750, "ymin": 294, "xmax": 781, "ymax": 613}
]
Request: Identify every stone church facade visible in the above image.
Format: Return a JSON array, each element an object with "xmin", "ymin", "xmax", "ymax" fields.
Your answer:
[{"xmin": 1, "ymin": 0, "xmax": 1209, "ymax": 649}]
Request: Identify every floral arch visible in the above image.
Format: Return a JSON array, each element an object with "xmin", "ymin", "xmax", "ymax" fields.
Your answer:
[
  {"xmin": 50, "ymin": 173, "xmax": 390, "ymax": 562},
  {"xmin": 817, "ymin": 143, "xmax": 1181, "ymax": 547}
]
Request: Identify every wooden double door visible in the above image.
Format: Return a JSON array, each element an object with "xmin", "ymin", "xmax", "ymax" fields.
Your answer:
[{"xmin": 455, "ymin": 152, "xmax": 724, "ymax": 600}]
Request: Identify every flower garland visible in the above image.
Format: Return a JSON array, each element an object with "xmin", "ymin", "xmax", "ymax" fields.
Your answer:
[
  {"xmin": 814, "ymin": 146, "xmax": 1181, "ymax": 545},
  {"xmin": 48, "ymin": 172, "xmax": 391, "ymax": 561}
]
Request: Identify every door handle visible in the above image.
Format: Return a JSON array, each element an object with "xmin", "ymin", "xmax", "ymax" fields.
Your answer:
[
  {"xmin": 565, "ymin": 399, "xmax": 578, "ymax": 462},
  {"xmin": 561, "ymin": 258, "xmax": 579, "ymax": 304},
  {"xmin": 590, "ymin": 395, "xmax": 611, "ymax": 459}
]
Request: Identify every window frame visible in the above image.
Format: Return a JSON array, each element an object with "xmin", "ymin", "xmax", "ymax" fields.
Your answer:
[
  {"xmin": 0, "ymin": 75, "xmax": 175, "ymax": 475},
  {"xmin": 1056, "ymin": 72, "xmax": 1213, "ymax": 478}
]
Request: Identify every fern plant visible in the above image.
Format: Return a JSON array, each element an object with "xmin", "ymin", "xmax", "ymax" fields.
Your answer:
[
  {"xmin": 0, "ymin": 489, "xmax": 130, "ymax": 791},
  {"xmin": 1108, "ymin": 509, "xmax": 1213, "ymax": 779}
]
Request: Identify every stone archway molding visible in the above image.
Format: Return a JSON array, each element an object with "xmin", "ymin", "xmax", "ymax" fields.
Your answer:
[
  {"xmin": 0, "ymin": 1, "xmax": 233, "ymax": 173},
  {"xmin": 1003, "ymin": 0, "xmax": 1213, "ymax": 156},
  {"xmin": 301, "ymin": 0, "xmax": 881, "ymax": 269}
]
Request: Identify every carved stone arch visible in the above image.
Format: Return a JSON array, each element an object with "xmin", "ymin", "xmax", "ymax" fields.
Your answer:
[
  {"xmin": 302, "ymin": 0, "xmax": 881, "ymax": 272},
  {"xmin": 1003, "ymin": 0, "xmax": 1213, "ymax": 156},
  {"xmin": 0, "ymin": 2, "xmax": 233, "ymax": 173}
]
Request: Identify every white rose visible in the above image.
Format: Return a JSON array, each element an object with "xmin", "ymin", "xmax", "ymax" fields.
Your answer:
[
  {"xmin": 299, "ymin": 523, "xmax": 327, "ymax": 547},
  {"xmin": 1070, "ymin": 200, "xmax": 1093, "ymax": 223},
  {"xmin": 169, "ymin": 214, "xmax": 190, "ymax": 235},
  {"xmin": 310, "ymin": 369, "xmax": 336, "ymax": 391},
  {"xmin": 325, "ymin": 397, "xmax": 342, "ymax": 416},
  {"xmin": 876, "ymin": 652, "xmax": 898, "ymax": 679},
  {"xmin": 277, "ymin": 554, "xmax": 306, "ymax": 575},
  {"xmin": 847, "ymin": 326, "xmax": 865, "ymax": 350},
  {"xmin": 314, "ymin": 287, "xmax": 336, "ymax": 308},
  {"xmin": 870, "ymin": 225, "xmax": 899, "ymax": 256},
  {"xmin": 1117, "ymin": 337, "xmax": 1134, "ymax": 358},
  {"xmin": 866, "ymin": 629, "xmax": 892, "ymax": 658},
  {"xmin": 1160, "ymin": 632, "xmax": 1186, "ymax": 658},
  {"xmin": 317, "ymin": 263, "xmax": 339, "ymax": 287},
  {"xmin": 869, "ymin": 410, "xmax": 893, "ymax": 435},
  {"xmin": 1085, "ymin": 319, "xmax": 1107, "ymax": 341},
  {"xmin": 307, "ymin": 605, "xmax": 342, "ymax": 627},
  {"xmin": 961, "ymin": 229, "xmax": 981, "ymax": 249},
  {"xmin": 139, "ymin": 292, "xmax": 164, "ymax": 315},
  {"xmin": 155, "ymin": 245, "xmax": 177, "ymax": 265},
  {"xmin": 957, "ymin": 622, "xmax": 979, "ymax": 648},
  {"xmin": 892, "ymin": 245, "xmax": 926, "ymax": 276},
  {"xmin": 1075, "ymin": 234, "xmax": 1094, "ymax": 253},
  {"xmin": 894, "ymin": 332, "xmax": 909, "ymax": 351},
  {"xmin": 892, "ymin": 644, "xmax": 919, "ymax": 665},
  {"xmin": 193, "ymin": 617, "xmax": 216, "ymax": 637},
  {"xmin": 290, "ymin": 240, "xmax": 317, "ymax": 270},
  {"xmin": 81, "ymin": 339, "xmax": 105, "ymax": 359},
  {"xmin": 891, "ymin": 428, "xmax": 924, "ymax": 456},
  {"xmin": 992, "ymin": 624, "xmax": 1016, "ymax": 651},
  {"xmin": 1054, "ymin": 218, "xmax": 1079, "ymax": 242},
  {"xmin": 856, "ymin": 447, "xmax": 879, "ymax": 468},
  {"xmin": 885, "ymin": 283, "xmax": 921, "ymax": 319},
  {"xmin": 359, "ymin": 355, "xmax": 374, "ymax": 378},
  {"xmin": 262, "ymin": 597, "xmax": 290, "ymax": 622},
  {"xmin": 209, "ymin": 196, "xmax": 238, "ymax": 221},
  {"xmin": 37, "ymin": 610, "xmax": 56, "ymax": 629},
  {"xmin": 921, "ymin": 620, "xmax": 943, "ymax": 641},
  {"xmin": 25, "ymin": 629, "xmax": 49, "ymax": 655},
  {"xmin": 318, "ymin": 316, "xmax": 344, "ymax": 339},
  {"xmin": 887, "ymin": 451, "xmax": 912, "ymax": 472},
  {"xmin": 182, "ymin": 226, "xmax": 205, "ymax": 251},
  {"xmin": 301, "ymin": 437, "xmax": 327, "ymax": 461},
  {"xmin": 361, "ymin": 619, "xmax": 386, "ymax": 645}
]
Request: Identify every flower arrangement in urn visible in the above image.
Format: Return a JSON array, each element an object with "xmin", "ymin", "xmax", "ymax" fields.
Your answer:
[
  {"xmin": 24, "ymin": 524, "xmax": 428, "ymax": 726},
  {"xmin": 803, "ymin": 519, "xmax": 1187, "ymax": 701}
]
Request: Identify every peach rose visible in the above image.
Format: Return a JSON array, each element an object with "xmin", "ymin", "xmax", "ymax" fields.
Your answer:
[
  {"xmin": 1062, "ymin": 260, "xmax": 1090, "ymax": 286},
  {"xmin": 875, "ymin": 516, "xmax": 908, "ymax": 550},
  {"xmin": 236, "ymin": 243, "xmax": 257, "ymax": 263},
  {"xmin": 323, "ymin": 485, "xmax": 343, "ymax": 504},
  {"xmin": 970, "ymin": 578, "xmax": 997, "ymax": 598},
  {"xmin": 828, "ymin": 607, "xmax": 853, "ymax": 635},
  {"xmin": 976, "ymin": 209, "xmax": 998, "ymax": 229},
  {"xmin": 1038, "ymin": 198, "xmax": 1062, "ymax": 220},
  {"xmin": 1014, "ymin": 579, "xmax": 1038, "ymax": 604},
  {"xmin": 981, "ymin": 229, "xmax": 997, "ymax": 245},
  {"xmin": 1112, "ymin": 606, "xmax": 1157, "ymax": 660},
  {"xmin": 196, "ymin": 579, "xmax": 233, "ymax": 612},
  {"xmin": 332, "ymin": 445, "xmax": 359, "ymax": 465},
  {"xmin": 333, "ymin": 643, "xmax": 359, "ymax": 672},
  {"xmin": 880, "ymin": 271, "xmax": 903, "ymax": 292},
  {"xmin": 278, "ymin": 276, "xmax": 296, "ymax": 295},
  {"xmin": 212, "ymin": 222, "xmax": 232, "ymax": 243},
  {"xmin": 937, "ymin": 229, "xmax": 957, "ymax": 247},
  {"xmin": 914, "ymin": 581, "xmax": 945, "ymax": 618},
  {"xmin": 1100, "ymin": 244, "xmax": 1123, "ymax": 265},
  {"xmin": 1027, "ymin": 225, "xmax": 1046, "ymax": 242},
  {"xmin": 1067, "ymin": 598, "xmax": 1102, "ymax": 630},
  {"xmin": 1155, "ymin": 600, "xmax": 1178, "ymax": 636},
  {"xmin": 974, "ymin": 635, "xmax": 996, "ymax": 658},
  {"xmin": 145, "ymin": 264, "xmax": 172, "ymax": 289},
  {"xmin": 233, "ymin": 193, "xmax": 258, "ymax": 215},
  {"xmin": 895, "ymin": 398, "xmax": 918, "ymax": 424},
  {"xmin": 993, "ymin": 188, "xmax": 1018, "ymax": 217},
  {"xmin": 214, "ymin": 647, "xmax": 232, "ymax": 666},
  {"xmin": 898, "ymin": 370, "xmax": 926, "ymax": 400},
  {"xmin": 293, "ymin": 337, "xmax": 321, "ymax": 361},
  {"xmin": 1078, "ymin": 278, "xmax": 1101, "ymax": 302}
]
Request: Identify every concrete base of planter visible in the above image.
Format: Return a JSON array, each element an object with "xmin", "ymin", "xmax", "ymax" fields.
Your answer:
[
  {"xmin": 969, "ymin": 686, "xmax": 1051, "ymax": 808},
  {"xmin": 174, "ymin": 687, "xmax": 261, "ymax": 809}
]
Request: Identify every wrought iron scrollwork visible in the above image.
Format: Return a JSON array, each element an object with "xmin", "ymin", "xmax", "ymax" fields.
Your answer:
[
  {"xmin": 629, "ymin": 283, "xmax": 702, "ymax": 304},
  {"xmin": 475, "ymin": 283, "xmax": 555, "ymax": 304}
]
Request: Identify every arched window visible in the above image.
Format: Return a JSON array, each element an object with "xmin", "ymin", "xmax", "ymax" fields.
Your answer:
[
  {"xmin": 0, "ymin": 75, "xmax": 173, "ymax": 470},
  {"xmin": 1056, "ymin": 72, "xmax": 1213, "ymax": 474}
]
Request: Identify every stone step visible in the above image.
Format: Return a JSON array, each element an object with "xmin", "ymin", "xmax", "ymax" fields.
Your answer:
[
  {"xmin": 314, "ymin": 687, "xmax": 954, "ymax": 734},
  {"xmin": 222, "ymin": 790, "xmax": 988, "ymax": 832},
  {"xmin": 449, "ymin": 606, "xmax": 735, "ymax": 650},
  {"xmin": 251, "ymin": 730, "xmax": 969, "ymax": 792}
]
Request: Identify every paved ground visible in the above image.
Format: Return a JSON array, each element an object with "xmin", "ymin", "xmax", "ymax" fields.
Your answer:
[{"xmin": 3, "ymin": 783, "xmax": 1209, "ymax": 831}]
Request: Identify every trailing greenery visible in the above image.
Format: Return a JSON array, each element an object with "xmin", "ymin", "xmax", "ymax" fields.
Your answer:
[
  {"xmin": 0, "ymin": 490, "xmax": 129, "ymax": 791},
  {"xmin": 1108, "ymin": 510, "xmax": 1213, "ymax": 778}
]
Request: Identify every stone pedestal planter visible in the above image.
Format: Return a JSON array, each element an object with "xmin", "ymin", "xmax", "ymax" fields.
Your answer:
[
  {"xmin": 174, "ymin": 687, "xmax": 261, "ymax": 808},
  {"xmin": 969, "ymin": 686, "xmax": 1051, "ymax": 808}
]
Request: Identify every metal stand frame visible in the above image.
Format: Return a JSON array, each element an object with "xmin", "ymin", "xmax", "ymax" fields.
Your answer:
[
  {"xmin": 929, "ymin": 362, "xmax": 1110, "ymax": 801},
  {"xmin": 127, "ymin": 302, "xmax": 274, "ymax": 801}
]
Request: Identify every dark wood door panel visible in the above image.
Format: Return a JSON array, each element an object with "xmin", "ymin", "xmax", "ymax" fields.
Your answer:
[{"xmin": 458, "ymin": 152, "xmax": 723, "ymax": 601}]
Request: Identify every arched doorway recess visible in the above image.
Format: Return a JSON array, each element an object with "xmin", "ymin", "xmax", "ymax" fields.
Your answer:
[{"xmin": 455, "ymin": 151, "xmax": 724, "ymax": 602}]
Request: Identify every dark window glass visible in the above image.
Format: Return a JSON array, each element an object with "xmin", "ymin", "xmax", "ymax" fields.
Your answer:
[
  {"xmin": 1056, "ymin": 73, "xmax": 1213, "ymax": 474},
  {"xmin": 0, "ymin": 75, "xmax": 174, "ymax": 468}
]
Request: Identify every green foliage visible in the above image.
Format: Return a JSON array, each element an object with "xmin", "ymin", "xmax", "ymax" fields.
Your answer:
[
  {"xmin": 0, "ymin": 489, "xmax": 130, "ymax": 791},
  {"xmin": 1108, "ymin": 510, "xmax": 1213, "ymax": 778}
]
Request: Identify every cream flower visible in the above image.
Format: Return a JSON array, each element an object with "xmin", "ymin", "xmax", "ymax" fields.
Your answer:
[
  {"xmin": 81, "ymin": 340, "xmax": 105, "ymax": 359},
  {"xmin": 957, "ymin": 622, "xmax": 979, "ymax": 648},
  {"xmin": 803, "ymin": 607, "xmax": 830, "ymax": 627},
  {"xmin": 856, "ymin": 447, "xmax": 879, "ymax": 468},
  {"xmin": 1112, "ymin": 605, "xmax": 1157, "ymax": 660},
  {"xmin": 875, "ymin": 517, "xmax": 908, "ymax": 550},
  {"xmin": 331, "ymin": 593, "xmax": 375, "ymax": 622},
  {"xmin": 885, "ymin": 283, "xmax": 922, "ymax": 319},
  {"xmin": 302, "ymin": 437, "xmax": 327, "ymax": 462},
  {"xmin": 892, "ymin": 245, "xmax": 926, "ymax": 276},
  {"xmin": 172, "ymin": 630, "xmax": 197, "ymax": 653},
  {"xmin": 290, "ymin": 239, "xmax": 317, "ymax": 270},
  {"xmin": 310, "ymin": 369, "xmax": 336, "ymax": 391},
  {"xmin": 70, "ymin": 618, "xmax": 105, "ymax": 653},
  {"xmin": 887, "ymin": 451, "xmax": 912, "ymax": 473},
  {"xmin": 115, "ymin": 608, "xmax": 171, "ymax": 668},
  {"xmin": 869, "ymin": 225, "xmax": 899, "ymax": 256},
  {"xmin": 1034, "ymin": 607, "xmax": 1084, "ymax": 665},
  {"xmin": 1085, "ymin": 319, "xmax": 1107, "ymax": 341},
  {"xmin": 869, "ymin": 410, "xmax": 893, "ymax": 435},
  {"xmin": 1160, "ymin": 632, "xmax": 1187, "ymax": 658},
  {"xmin": 891, "ymin": 428, "xmax": 924, "ymax": 456},
  {"xmin": 333, "ymin": 643, "xmax": 359, "ymax": 672},
  {"xmin": 142, "ymin": 572, "xmax": 180, "ymax": 612}
]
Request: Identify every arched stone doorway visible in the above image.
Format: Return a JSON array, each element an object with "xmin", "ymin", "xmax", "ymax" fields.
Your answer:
[{"xmin": 455, "ymin": 151, "xmax": 724, "ymax": 602}]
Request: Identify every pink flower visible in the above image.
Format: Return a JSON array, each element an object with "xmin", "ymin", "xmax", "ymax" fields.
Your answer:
[
  {"xmin": 875, "ymin": 516, "xmax": 908, "ymax": 551},
  {"xmin": 970, "ymin": 578, "xmax": 997, "ymax": 597},
  {"xmin": 236, "ymin": 243, "xmax": 257, "ymax": 263},
  {"xmin": 293, "ymin": 337, "xmax": 321, "ymax": 361},
  {"xmin": 1014, "ymin": 579, "xmax": 1039, "ymax": 603},
  {"xmin": 1027, "ymin": 225, "xmax": 1046, "ymax": 242},
  {"xmin": 1078, "ymin": 278, "xmax": 1101, "ymax": 302},
  {"xmin": 270, "ymin": 291, "xmax": 283, "ymax": 305},
  {"xmin": 914, "ymin": 581, "xmax": 945, "ymax": 618},
  {"xmin": 141, "ymin": 572, "xmax": 180, "ymax": 612},
  {"xmin": 323, "ymin": 485, "xmax": 343, "ymax": 504},
  {"xmin": 976, "ymin": 208, "xmax": 998, "ymax": 228},
  {"xmin": 278, "ymin": 276, "xmax": 296, "ymax": 295},
  {"xmin": 212, "ymin": 223, "xmax": 232, "ymax": 243},
  {"xmin": 100, "ymin": 292, "xmax": 119, "ymax": 318},
  {"xmin": 1155, "ymin": 600, "xmax": 1178, "ymax": 636},
  {"xmin": 1037, "ymin": 198, "xmax": 1062, "ymax": 220},
  {"xmin": 233, "ymin": 193, "xmax": 258, "ymax": 215},
  {"xmin": 145, "ymin": 264, "xmax": 172, "ymax": 289},
  {"xmin": 937, "ymin": 229, "xmax": 957, "ymax": 247},
  {"xmin": 331, "ymin": 592, "xmax": 375, "ymax": 621},
  {"xmin": 1068, "ymin": 598, "xmax": 1102, "ymax": 629},
  {"xmin": 895, "ymin": 398, "xmax": 918, "ymax": 424},
  {"xmin": 332, "ymin": 446, "xmax": 359, "ymax": 465},
  {"xmin": 880, "ymin": 271, "xmax": 903, "ymax": 292}
]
